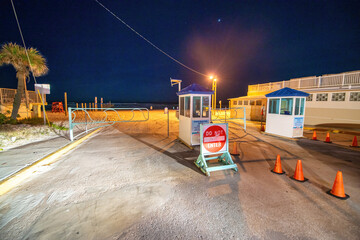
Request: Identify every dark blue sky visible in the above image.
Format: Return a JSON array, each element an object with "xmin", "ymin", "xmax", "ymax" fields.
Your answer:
[{"xmin": 1, "ymin": 0, "xmax": 359, "ymax": 103}]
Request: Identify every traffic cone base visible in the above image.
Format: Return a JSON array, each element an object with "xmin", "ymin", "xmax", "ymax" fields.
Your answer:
[
  {"xmin": 324, "ymin": 132, "xmax": 332, "ymax": 143},
  {"xmin": 271, "ymin": 169, "xmax": 286, "ymax": 175},
  {"xmin": 326, "ymin": 190, "xmax": 350, "ymax": 200},
  {"xmin": 291, "ymin": 176, "xmax": 308, "ymax": 182},
  {"xmin": 312, "ymin": 131, "xmax": 317, "ymax": 141}
]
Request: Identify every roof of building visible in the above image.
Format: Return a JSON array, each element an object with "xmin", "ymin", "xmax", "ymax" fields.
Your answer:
[
  {"xmin": 177, "ymin": 83, "xmax": 214, "ymax": 96},
  {"xmin": 265, "ymin": 87, "xmax": 309, "ymax": 97}
]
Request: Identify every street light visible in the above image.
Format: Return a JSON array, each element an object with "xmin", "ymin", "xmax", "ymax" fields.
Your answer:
[{"xmin": 209, "ymin": 76, "xmax": 217, "ymax": 110}]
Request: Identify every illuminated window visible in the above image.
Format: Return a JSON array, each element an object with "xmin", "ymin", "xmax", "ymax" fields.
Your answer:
[
  {"xmin": 180, "ymin": 97, "xmax": 184, "ymax": 116},
  {"xmin": 295, "ymin": 98, "xmax": 305, "ymax": 115},
  {"xmin": 202, "ymin": 96, "xmax": 209, "ymax": 117},
  {"xmin": 185, "ymin": 96, "xmax": 190, "ymax": 117},
  {"xmin": 250, "ymin": 100, "xmax": 255, "ymax": 105},
  {"xmin": 269, "ymin": 99, "xmax": 279, "ymax": 114},
  {"xmin": 238, "ymin": 100, "xmax": 242, "ymax": 105},
  {"xmin": 243, "ymin": 100, "xmax": 248, "ymax": 105},
  {"xmin": 193, "ymin": 96, "xmax": 201, "ymax": 118},
  {"xmin": 233, "ymin": 100, "xmax": 237, "ymax": 106},
  {"xmin": 280, "ymin": 98, "xmax": 293, "ymax": 115},
  {"xmin": 256, "ymin": 100, "xmax": 262, "ymax": 105}
]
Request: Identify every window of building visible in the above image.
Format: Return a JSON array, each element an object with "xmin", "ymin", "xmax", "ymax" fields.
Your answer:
[
  {"xmin": 233, "ymin": 100, "xmax": 237, "ymax": 106},
  {"xmin": 185, "ymin": 96, "xmax": 190, "ymax": 117},
  {"xmin": 280, "ymin": 98, "xmax": 293, "ymax": 115},
  {"xmin": 238, "ymin": 100, "xmax": 242, "ymax": 105},
  {"xmin": 295, "ymin": 98, "xmax": 305, "ymax": 115},
  {"xmin": 193, "ymin": 96, "xmax": 201, "ymax": 118},
  {"xmin": 350, "ymin": 92, "xmax": 360, "ymax": 101},
  {"xmin": 269, "ymin": 98, "xmax": 279, "ymax": 114},
  {"xmin": 332, "ymin": 93, "xmax": 345, "ymax": 101},
  {"xmin": 256, "ymin": 100, "xmax": 262, "ymax": 105},
  {"xmin": 250, "ymin": 100, "xmax": 255, "ymax": 105},
  {"xmin": 306, "ymin": 94, "xmax": 313, "ymax": 101},
  {"xmin": 316, "ymin": 93, "xmax": 328, "ymax": 101},
  {"xmin": 243, "ymin": 100, "xmax": 248, "ymax": 105},
  {"xmin": 202, "ymin": 96, "xmax": 209, "ymax": 117},
  {"xmin": 180, "ymin": 97, "xmax": 184, "ymax": 116}
]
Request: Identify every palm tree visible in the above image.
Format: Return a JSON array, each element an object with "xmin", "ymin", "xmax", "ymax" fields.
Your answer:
[{"xmin": 0, "ymin": 43, "xmax": 48, "ymax": 119}]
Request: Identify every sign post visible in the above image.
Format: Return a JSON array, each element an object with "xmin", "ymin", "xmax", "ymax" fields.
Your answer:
[{"xmin": 195, "ymin": 123, "xmax": 238, "ymax": 176}]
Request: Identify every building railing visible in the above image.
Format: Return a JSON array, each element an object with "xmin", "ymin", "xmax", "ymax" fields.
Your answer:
[
  {"xmin": 248, "ymin": 71, "xmax": 360, "ymax": 94},
  {"xmin": 0, "ymin": 88, "xmax": 42, "ymax": 105}
]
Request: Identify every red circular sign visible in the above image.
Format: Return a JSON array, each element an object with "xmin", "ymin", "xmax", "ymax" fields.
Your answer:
[{"xmin": 203, "ymin": 125, "xmax": 226, "ymax": 153}]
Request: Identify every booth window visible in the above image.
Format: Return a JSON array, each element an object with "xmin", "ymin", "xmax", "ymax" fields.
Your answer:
[
  {"xmin": 238, "ymin": 100, "xmax": 242, "ymax": 105},
  {"xmin": 233, "ymin": 100, "xmax": 237, "ymax": 106},
  {"xmin": 180, "ymin": 97, "xmax": 184, "ymax": 116},
  {"xmin": 193, "ymin": 96, "xmax": 201, "ymax": 118},
  {"xmin": 256, "ymin": 100, "xmax": 262, "ymax": 105},
  {"xmin": 243, "ymin": 100, "xmax": 248, "ymax": 105},
  {"xmin": 269, "ymin": 99, "xmax": 279, "ymax": 114},
  {"xmin": 295, "ymin": 98, "xmax": 305, "ymax": 115},
  {"xmin": 202, "ymin": 96, "xmax": 209, "ymax": 117},
  {"xmin": 250, "ymin": 100, "xmax": 255, "ymax": 105},
  {"xmin": 185, "ymin": 96, "xmax": 190, "ymax": 117},
  {"xmin": 280, "ymin": 98, "xmax": 293, "ymax": 115}
]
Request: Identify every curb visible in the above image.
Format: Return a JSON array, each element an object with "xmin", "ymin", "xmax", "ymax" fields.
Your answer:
[{"xmin": 0, "ymin": 129, "xmax": 101, "ymax": 196}]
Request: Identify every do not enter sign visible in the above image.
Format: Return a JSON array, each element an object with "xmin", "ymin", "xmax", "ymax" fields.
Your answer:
[{"xmin": 202, "ymin": 124, "xmax": 227, "ymax": 153}]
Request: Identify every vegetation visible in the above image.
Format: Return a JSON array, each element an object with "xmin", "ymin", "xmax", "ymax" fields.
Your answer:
[{"xmin": 0, "ymin": 43, "xmax": 48, "ymax": 119}]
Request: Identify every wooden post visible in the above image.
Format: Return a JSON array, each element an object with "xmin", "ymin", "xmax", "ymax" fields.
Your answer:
[
  {"xmin": 81, "ymin": 103, "xmax": 84, "ymax": 109},
  {"xmin": 84, "ymin": 103, "xmax": 87, "ymax": 108},
  {"xmin": 76, "ymin": 103, "xmax": 78, "ymax": 108},
  {"xmin": 64, "ymin": 92, "xmax": 68, "ymax": 116}
]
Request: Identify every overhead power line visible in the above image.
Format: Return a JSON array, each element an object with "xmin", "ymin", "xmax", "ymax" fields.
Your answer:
[
  {"xmin": 94, "ymin": 0, "xmax": 208, "ymax": 77},
  {"xmin": 10, "ymin": 0, "xmax": 37, "ymax": 84}
]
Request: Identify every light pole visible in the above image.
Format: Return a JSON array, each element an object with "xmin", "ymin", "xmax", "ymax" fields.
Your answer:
[{"xmin": 209, "ymin": 76, "xmax": 217, "ymax": 110}]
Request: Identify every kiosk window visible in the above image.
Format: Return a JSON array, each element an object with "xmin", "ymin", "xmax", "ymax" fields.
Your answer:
[
  {"xmin": 233, "ymin": 100, "xmax": 237, "ymax": 106},
  {"xmin": 202, "ymin": 96, "xmax": 209, "ymax": 117},
  {"xmin": 269, "ymin": 99, "xmax": 279, "ymax": 114},
  {"xmin": 280, "ymin": 98, "xmax": 293, "ymax": 115},
  {"xmin": 256, "ymin": 100, "xmax": 262, "ymax": 105},
  {"xmin": 185, "ymin": 96, "xmax": 190, "ymax": 117},
  {"xmin": 193, "ymin": 96, "xmax": 201, "ymax": 118},
  {"xmin": 295, "ymin": 98, "xmax": 305, "ymax": 115},
  {"xmin": 180, "ymin": 97, "xmax": 184, "ymax": 116},
  {"xmin": 238, "ymin": 100, "xmax": 242, "ymax": 105},
  {"xmin": 243, "ymin": 100, "xmax": 248, "ymax": 105},
  {"xmin": 250, "ymin": 100, "xmax": 255, "ymax": 105}
]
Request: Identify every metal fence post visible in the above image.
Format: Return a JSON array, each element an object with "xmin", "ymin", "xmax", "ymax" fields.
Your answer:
[{"xmin": 69, "ymin": 107, "xmax": 73, "ymax": 141}]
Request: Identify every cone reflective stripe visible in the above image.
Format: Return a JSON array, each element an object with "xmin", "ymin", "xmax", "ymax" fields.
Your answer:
[
  {"xmin": 327, "ymin": 171, "xmax": 349, "ymax": 200},
  {"xmin": 312, "ymin": 131, "xmax": 317, "ymax": 140},
  {"xmin": 271, "ymin": 154, "xmax": 285, "ymax": 174},
  {"xmin": 230, "ymin": 142, "xmax": 239, "ymax": 156},
  {"xmin": 350, "ymin": 136, "xmax": 358, "ymax": 147},
  {"xmin": 291, "ymin": 160, "xmax": 308, "ymax": 182},
  {"xmin": 324, "ymin": 132, "xmax": 332, "ymax": 143}
]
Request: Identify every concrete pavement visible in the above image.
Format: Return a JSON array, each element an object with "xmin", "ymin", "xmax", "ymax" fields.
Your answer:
[{"xmin": 0, "ymin": 118, "xmax": 359, "ymax": 239}]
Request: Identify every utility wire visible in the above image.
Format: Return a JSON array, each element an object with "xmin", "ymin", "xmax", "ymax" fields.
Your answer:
[
  {"xmin": 94, "ymin": 0, "xmax": 208, "ymax": 78},
  {"xmin": 10, "ymin": 0, "xmax": 37, "ymax": 84}
]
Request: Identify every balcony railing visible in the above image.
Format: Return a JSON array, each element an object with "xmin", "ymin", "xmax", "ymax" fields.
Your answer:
[{"xmin": 248, "ymin": 71, "xmax": 360, "ymax": 94}]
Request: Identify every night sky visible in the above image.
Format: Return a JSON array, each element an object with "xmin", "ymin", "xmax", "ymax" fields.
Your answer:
[{"xmin": 1, "ymin": 0, "xmax": 359, "ymax": 104}]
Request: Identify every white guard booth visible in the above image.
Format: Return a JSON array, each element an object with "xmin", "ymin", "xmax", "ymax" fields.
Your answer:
[
  {"xmin": 177, "ymin": 83, "xmax": 213, "ymax": 146},
  {"xmin": 265, "ymin": 87, "xmax": 309, "ymax": 138}
]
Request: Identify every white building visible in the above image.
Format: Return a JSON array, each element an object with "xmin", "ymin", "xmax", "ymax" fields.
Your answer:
[{"xmin": 229, "ymin": 70, "xmax": 360, "ymax": 126}]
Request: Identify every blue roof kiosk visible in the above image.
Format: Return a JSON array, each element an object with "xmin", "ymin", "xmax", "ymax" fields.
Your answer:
[
  {"xmin": 177, "ymin": 84, "xmax": 213, "ymax": 146},
  {"xmin": 265, "ymin": 87, "xmax": 309, "ymax": 138}
]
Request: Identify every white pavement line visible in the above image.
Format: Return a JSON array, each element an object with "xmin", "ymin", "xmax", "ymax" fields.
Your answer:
[{"xmin": 0, "ymin": 129, "xmax": 101, "ymax": 196}]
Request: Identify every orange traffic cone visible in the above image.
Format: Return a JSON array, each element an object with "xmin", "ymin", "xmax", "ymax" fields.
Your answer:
[
  {"xmin": 350, "ymin": 136, "xmax": 358, "ymax": 147},
  {"xmin": 230, "ymin": 142, "xmax": 239, "ymax": 156},
  {"xmin": 312, "ymin": 131, "xmax": 317, "ymax": 140},
  {"xmin": 327, "ymin": 171, "xmax": 349, "ymax": 200},
  {"xmin": 271, "ymin": 154, "xmax": 285, "ymax": 175},
  {"xmin": 291, "ymin": 160, "xmax": 308, "ymax": 182},
  {"xmin": 324, "ymin": 132, "xmax": 332, "ymax": 143}
]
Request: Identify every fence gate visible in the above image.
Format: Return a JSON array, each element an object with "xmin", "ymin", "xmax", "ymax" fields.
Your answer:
[
  {"xmin": 68, "ymin": 107, "xmax": 149, "ymax": 141},
  {"xmin": 211, "ymin": 107, "xmax": 246, "ymax": 132}
]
